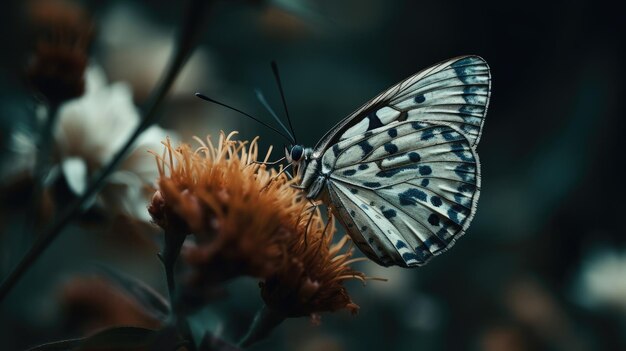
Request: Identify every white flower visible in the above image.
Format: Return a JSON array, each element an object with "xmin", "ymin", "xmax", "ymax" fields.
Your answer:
[
  {"xmin": 54, "ymin": 65, "xmax": 173, "ymax": 221},
  {"xmin": 574, "ymin": 248, "xmax": 626, "ymax": 313}
]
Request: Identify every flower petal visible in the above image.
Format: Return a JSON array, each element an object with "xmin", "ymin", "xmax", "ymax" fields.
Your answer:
[{"xmin": 61, "ymin": 157, "xmax": 88, "ymax": 195}]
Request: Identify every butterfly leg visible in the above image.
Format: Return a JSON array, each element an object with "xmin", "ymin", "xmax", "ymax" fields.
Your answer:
[
  {"xmin": 260, "ymin": 163, "xmax": 293, "ymax": 191},
  {"xmin": 252, "ymin": 156, "xmax": 286, "ymax": 166}
]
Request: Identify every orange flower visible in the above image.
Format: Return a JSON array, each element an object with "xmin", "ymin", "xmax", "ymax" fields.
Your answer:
[
  {"xmin": 260, "ymin": 209, "xmax": 367, "ymax": 320},
  {"xmin": 149, "ymin": 132, "xmax": 304, "ymax": 283},
  {"xmin": 26, "ymin": 0, "xmax": 94, "ymax": 104},
  {"xmin": 149, "ymin": 131, "xmax": 371, "ymax": 319}
]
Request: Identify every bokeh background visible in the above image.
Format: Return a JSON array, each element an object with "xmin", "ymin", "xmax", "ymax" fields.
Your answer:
[{"xmin": 1, "ymin": 0, "xmax": 625, "ymax": 350}]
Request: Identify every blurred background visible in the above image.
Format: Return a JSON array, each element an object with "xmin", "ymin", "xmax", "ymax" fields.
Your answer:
[{"xmin": 1, "ymin": 0, "xmax": 625, "ymax": 350}]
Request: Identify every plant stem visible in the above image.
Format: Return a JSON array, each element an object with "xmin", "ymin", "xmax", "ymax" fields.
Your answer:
[
  {"xmin": 0, "ymin": 0, "xmax": 211, "ymax": 304},
  {"xmin": 24, "ymin": 102, "xmax": 59, "ymax": 237},
  {"xmin": 238, "ymin": 306, "xmax": 286, "ymax": 349},
  {"xmin": 161, "ymin": 228, "xmax": 186, "ymax": 311},
  {"xmin": 165, "ymin": 262, "xmax": 176, "ymax": 308}
]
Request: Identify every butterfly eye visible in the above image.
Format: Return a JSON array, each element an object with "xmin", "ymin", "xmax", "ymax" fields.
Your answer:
[{"xmin": 290, "ymin": 145, "xmax": 304, "ymax": 162}]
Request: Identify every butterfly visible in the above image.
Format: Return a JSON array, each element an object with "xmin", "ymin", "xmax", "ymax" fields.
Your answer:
[
  {"xmin": 284, "ymin": 56, "xmax": 490, "ymax": 267},
  {"xmin": 197, "ymin": 55, "xmax": 490, "ymax": 268}
]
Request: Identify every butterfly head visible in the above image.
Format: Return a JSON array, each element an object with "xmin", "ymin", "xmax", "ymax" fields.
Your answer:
[
  {"xmin": 285, "ymin": 144, "xmax": 314, "ymax": 179},
  {"xmin": 285, "ymin": 144, "xmax": 304, "ymax": 164}
]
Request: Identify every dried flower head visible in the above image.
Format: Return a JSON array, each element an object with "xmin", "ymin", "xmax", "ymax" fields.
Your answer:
[
  {"xmin": 26, "ymin": 0, "xmax": 94, "ymax": 104},
  {"xmin": 150, "ymin": 132, "xmax": 370, "ymax": 318},
  {"xmin": 260, "ymin": 210, "xmax": 367, "ymax": 321},
  {"xmin": 149, "ymin": 132, "xmax": 304, "ymax": 283}
]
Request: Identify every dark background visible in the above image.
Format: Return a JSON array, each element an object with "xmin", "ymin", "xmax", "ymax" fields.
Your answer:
[{"xmin": 1, "ymin": 0, "xmax": 625, "ymax": 350}]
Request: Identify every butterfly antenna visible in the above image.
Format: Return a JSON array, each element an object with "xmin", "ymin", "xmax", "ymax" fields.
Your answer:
[
  {"xmin": 195, "ymin": 93, "xmax": 293, "ymax": 143},
  {"xmin": 255, "ymin": 89, "xmax": 295, "ymax": 144},
  {"xmin": 271, "ymin": 61, "xmax": 297, "ymax": 144}
]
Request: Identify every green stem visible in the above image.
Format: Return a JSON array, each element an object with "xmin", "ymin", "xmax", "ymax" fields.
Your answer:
[
  {"xmin": 161, "ymin": 228, "xmax": 186, "ymax": 311},
  {"xmin": 24, "ymin": 102, "xmax": 59, "ymax": 236},
  {"xmin": 238, "ymin": 306, "xmax": 286, "ymax": 349},
  {"xmin": 0, "ymin": 0, "xmax": 211, "ymax": 304}
]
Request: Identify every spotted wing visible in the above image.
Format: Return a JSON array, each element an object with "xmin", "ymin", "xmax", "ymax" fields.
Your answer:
[
  {"xmin": 322, "ymin": 121, "xmax": 480, "ymax": 267},
  {"xmin": 314, "ymin": 56, "xmax": 490, "ymax": 151}
]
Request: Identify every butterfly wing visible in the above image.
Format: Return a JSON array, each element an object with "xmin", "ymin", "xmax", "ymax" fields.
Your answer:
[
  {"xmin": 314, "ymin": 55, "xmax": 490, "ymax": 151},
  {"xmin": 321, "ymin": 121, "xmax": 480, "ymax": 267}
]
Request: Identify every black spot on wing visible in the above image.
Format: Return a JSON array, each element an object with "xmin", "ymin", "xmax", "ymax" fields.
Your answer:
[
  {"xmin": 358, "ymin": 164, "xmax": 369, "ymax": 170},
  {"xmin": 384, "ymin": 142, "xmax": 398, "ymax": 154},
  {"xmin": 376, "ymin": 164, "xmax": 419, "ymax": 178},
  {"xmin": 420, "ymin": 128, "xmax": 435, "ymax": 140},
  {"xmin": 411, "ymin": 121, "xmax": 428, "ymax": 130},
  {"xmin": 428, "ymin": 213, "xmax": 440, "ymax": 226},
  {"xmin": 414, "ymin": 94, "xmax": 425, "ymax": 103},
  {"xmin": 451, "ymin": 57, "xmax": 478, "ymax": 84},
  {"xmin": 398, "ymin": 188, "xmax": 427, "ymax": 205},
  {"xmin": 332, "ymin": 144, "xmax": 341, "ymax": 157},
  {"xmin": 454, "ymin": 164, "xmax": 474, "ymax": 181},
  {"xmin": 430, "ymin": 196, "xmax": 442, "ymax": 207},
  {"xmin": 447, "ymin": 204, "xmax": 468, "ymax": 225},
  {"xmin": 367, "ymin": 110, "xmax": 383, "ymax": 130},
  {"xmin": 441, "ymin": 129, "xmax": 457, "ymax": 141},
  {"xmin": 387, "ymin": 128, "xmax": 398, "ymax": 138},
  {"xmin": 418, "ymin": 165, "xmax": 432, "ymax": 175},
  {"xmin": 454, "ymin": 183, "xmax": 476, "ymax": 206},
  {"xmin": 408, "ymin": 152, "xmax": 420, "ymax": 162},
  {"xmin": 350, "ymin": 188, "xmax": 358, "ymax": 194},
  {"xmin": 382, "ymin": 209, "xmax": 397, "ymax": 219},
  {"xmin": 420, "ymin": 179, "xmax": 429, "ymax": 187},
  {"xmin": 343, "ymin": 169, "xmax": 356, "ymax": 176},
  {"xmin": 451, "ymin": 142, "xmax": 474, "ymax": 162},
  {"xmin": 423, "ymin": 235, "xmax": 447, "ymax": 251},
  {"xmin": 398, "ymin": 111, "xmax": 408, "ymax": 122},
  {"xmin": 396, "ymin": 240, "xmax": 407, "ymax": 249},
  {"xmin": 402, "ymin": 252, "xmax": 419, "ymax": 262},
  {"xmin": 463, "ymin": 85, "xmax": 485, "ymax": 105},
  {"xmin": 357, "ymin": 139, "xmax": 374, "ymax": 154},
  {"xmin": 363, "ymin": 181, "xmax": 382, "ymax": 188}
]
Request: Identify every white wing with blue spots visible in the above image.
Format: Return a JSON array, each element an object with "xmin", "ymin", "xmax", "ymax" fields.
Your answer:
[
  {"xmin": 300, "ymin": 55, "xmax": 490, "ymax": 267},
  {"xmin": 321, "ymin": 122, "xmax": 481, "ymax": 267},
  {"xmin": 314, "ymin": 55, "xmax": 490, "ymax": 151}
]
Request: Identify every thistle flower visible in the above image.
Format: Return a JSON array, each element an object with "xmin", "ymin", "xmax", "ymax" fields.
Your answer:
[
  {"xmin": 240, "ymin": 208, "xmax": 369, "ymax": 347},
  {"xmin": 26, "ymin": 0, "xmax": 94, "ymax": 105},
  {"xmin": 259, "ymin": 211, "xmax": 366, "ymax": 320},
  {"xmin": 149, "ymin": 132, "xmax": 304, "ymax": 283}
]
